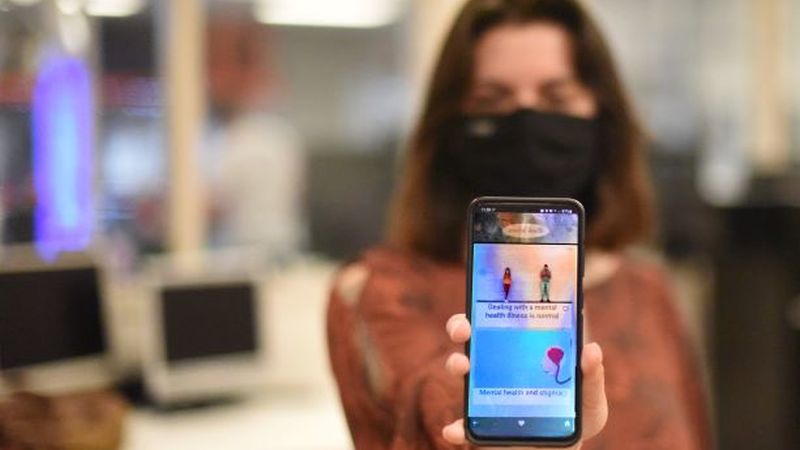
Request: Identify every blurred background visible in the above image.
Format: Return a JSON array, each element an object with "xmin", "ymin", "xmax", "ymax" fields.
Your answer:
[{"xmin": 0, "ymin": 0, "xmax": 799, "ymax": 449}]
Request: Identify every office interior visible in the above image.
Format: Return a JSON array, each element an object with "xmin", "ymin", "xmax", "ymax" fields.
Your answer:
[{"xmin": 0, "ymin": 0, "xmax": 799, "ymax": 449}]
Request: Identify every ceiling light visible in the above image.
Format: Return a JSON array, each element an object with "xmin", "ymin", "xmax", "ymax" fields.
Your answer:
[
  {"xmin": 84, "ymin": 0, "xmax": 144, "ymax": 17},
  {"xmin": 254, "ymin": 0, "xmax": 403, "ymax": 29},
  {"xmin": 9, "ymin": 0, "xmax": 44, "ymax": 6}
]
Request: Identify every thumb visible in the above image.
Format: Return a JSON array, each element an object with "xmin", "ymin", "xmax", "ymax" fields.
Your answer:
[{"xmin": 580, "ymin": 342, "xmax": 608, "ymax": 439}]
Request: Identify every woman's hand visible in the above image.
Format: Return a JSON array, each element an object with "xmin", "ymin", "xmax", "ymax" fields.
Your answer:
[{"xmin": 442, "ymin": 314, "xmax": 608, "ymax": 449}]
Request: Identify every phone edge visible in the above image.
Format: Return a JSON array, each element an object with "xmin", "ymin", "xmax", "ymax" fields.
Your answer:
[{"xmin": 463, "ymin": 196, "xmax": 584, "ymax": 447}]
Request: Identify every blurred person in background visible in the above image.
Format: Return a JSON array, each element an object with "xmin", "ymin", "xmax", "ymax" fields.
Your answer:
[
  {"xmin": 327, "ymin": 1, "xmax": 711, "ymax": 449},
  {"xmin": 205, "ymin": 13, "xmax": 306, "ymax": 261}
]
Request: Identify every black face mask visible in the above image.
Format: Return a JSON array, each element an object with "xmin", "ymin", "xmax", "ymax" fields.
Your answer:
[{"xmin": 436, "ymin": 108, "xmax": 602, "ymax": 219}]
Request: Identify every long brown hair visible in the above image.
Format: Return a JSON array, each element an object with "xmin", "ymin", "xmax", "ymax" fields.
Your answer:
[{"xmin": 388, "ymin": 0, "xmax": 653, "ymax": 262}]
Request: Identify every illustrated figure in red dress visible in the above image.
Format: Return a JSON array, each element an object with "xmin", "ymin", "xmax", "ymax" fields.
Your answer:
[{"xmin": 502, "ymin": 267, "xmax": 512, "ymax": 300}]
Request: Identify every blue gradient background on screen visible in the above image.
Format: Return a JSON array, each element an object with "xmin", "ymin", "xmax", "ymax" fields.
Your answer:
[{"xmin": 469, "ymin": 328, "xmax": 576, "ymax": 417}]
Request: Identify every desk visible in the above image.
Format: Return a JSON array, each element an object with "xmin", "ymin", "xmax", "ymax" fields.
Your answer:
[
  {"xmin": 120, "ymin": 257, "xmax": 353, "ymax": 449},
  {"xmin": 124, "ymin": 387, "xmax": 352, "ymax": 450}
]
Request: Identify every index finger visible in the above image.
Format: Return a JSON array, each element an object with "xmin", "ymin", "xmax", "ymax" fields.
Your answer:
[{"xmin": 446, "ymin": 313, "xmax": 471, "ymax": 343}]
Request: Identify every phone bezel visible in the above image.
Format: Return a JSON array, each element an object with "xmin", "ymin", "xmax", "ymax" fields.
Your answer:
[{"xmin": 464, "ymin": 196, "xmax": 585, "ymax": 447}]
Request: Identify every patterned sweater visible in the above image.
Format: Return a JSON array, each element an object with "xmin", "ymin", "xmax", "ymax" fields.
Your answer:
[{"xmin": 327, "ymin": 247, "xmax": 711, "ymax": 450}]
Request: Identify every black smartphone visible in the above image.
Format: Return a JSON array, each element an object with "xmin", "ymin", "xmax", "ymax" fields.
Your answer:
[{"xmin": 464, "ymin": 196, "xmax": 584, "ymax": 446}]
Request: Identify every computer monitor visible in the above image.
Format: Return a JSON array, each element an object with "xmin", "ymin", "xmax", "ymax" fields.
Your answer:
[
  {"xmin": 142, "ymin": 262, "xmax": 268, "ymax": 404},
  {"xmin": 0, "ymin": 250, "xmax": 113, "ymax": 394}
]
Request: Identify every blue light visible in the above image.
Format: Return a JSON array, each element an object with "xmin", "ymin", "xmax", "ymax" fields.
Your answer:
[{"xmin": 31, "ymin": 54, "xmax": 94, "ymax": 261}]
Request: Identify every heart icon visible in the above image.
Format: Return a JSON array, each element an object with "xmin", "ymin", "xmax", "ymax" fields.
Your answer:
[{"xmin": 517, "ymin": 419, "xmax": 525, "ymax": 427}]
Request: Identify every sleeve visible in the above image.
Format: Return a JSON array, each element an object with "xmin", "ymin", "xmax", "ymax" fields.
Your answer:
[
  {"xmin": 651, "ymin": 271, "xmax": 713, "ymax": 450},
  {"xmin": 326, "ymin": 258, "xmax": 471, "ymax": 450},
  {"xmin": 584, "ymin": 259, "xmax": 713, "ymax": 450},
  {"xmin": 327, "ymin": 268, "xmax": 394, "ymax": 449}
]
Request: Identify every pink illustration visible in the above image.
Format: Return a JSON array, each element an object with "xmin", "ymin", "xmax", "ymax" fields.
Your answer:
[{"xmin": 542, "ymin": 346, "xmax": 572, "ymax": 385}]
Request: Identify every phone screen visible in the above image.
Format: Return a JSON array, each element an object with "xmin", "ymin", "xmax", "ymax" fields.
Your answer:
[{"xmin": 466, "ymin": 198, "xmax": 582, "ymax": 444}]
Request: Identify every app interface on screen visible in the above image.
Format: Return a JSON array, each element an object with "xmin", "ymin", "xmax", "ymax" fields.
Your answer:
[{"xmin": 468, "ymin": 207, "xmax": 579, "ymax": 438}]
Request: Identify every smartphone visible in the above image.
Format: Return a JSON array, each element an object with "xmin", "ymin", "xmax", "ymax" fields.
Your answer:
[{"xmin": 464, "ymin": 196, "xmax": 584, "ymax": 446}]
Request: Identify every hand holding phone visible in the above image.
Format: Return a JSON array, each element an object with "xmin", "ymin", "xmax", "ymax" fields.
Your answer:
[
  {"xmin": 442, "ymin": 314, "xmax": 607, "ymax": 448},
  {"xmin": 448, "ymin": 197, "xmax": 607, "ymax": 447}
]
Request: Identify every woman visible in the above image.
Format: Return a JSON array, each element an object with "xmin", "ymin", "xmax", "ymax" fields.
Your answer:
[{"xmin": 327, "ymin": 1, "xmax": 710, "ymax": 449}]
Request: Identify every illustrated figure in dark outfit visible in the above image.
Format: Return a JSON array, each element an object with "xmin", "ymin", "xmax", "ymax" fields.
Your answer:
[
  {"xmin": 502, "ymin": 267, "xmax": 512, "ymax": 300},
  {"xmin": 539, "ymin": 264, "xmax": 551, "ymax": 302}
]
